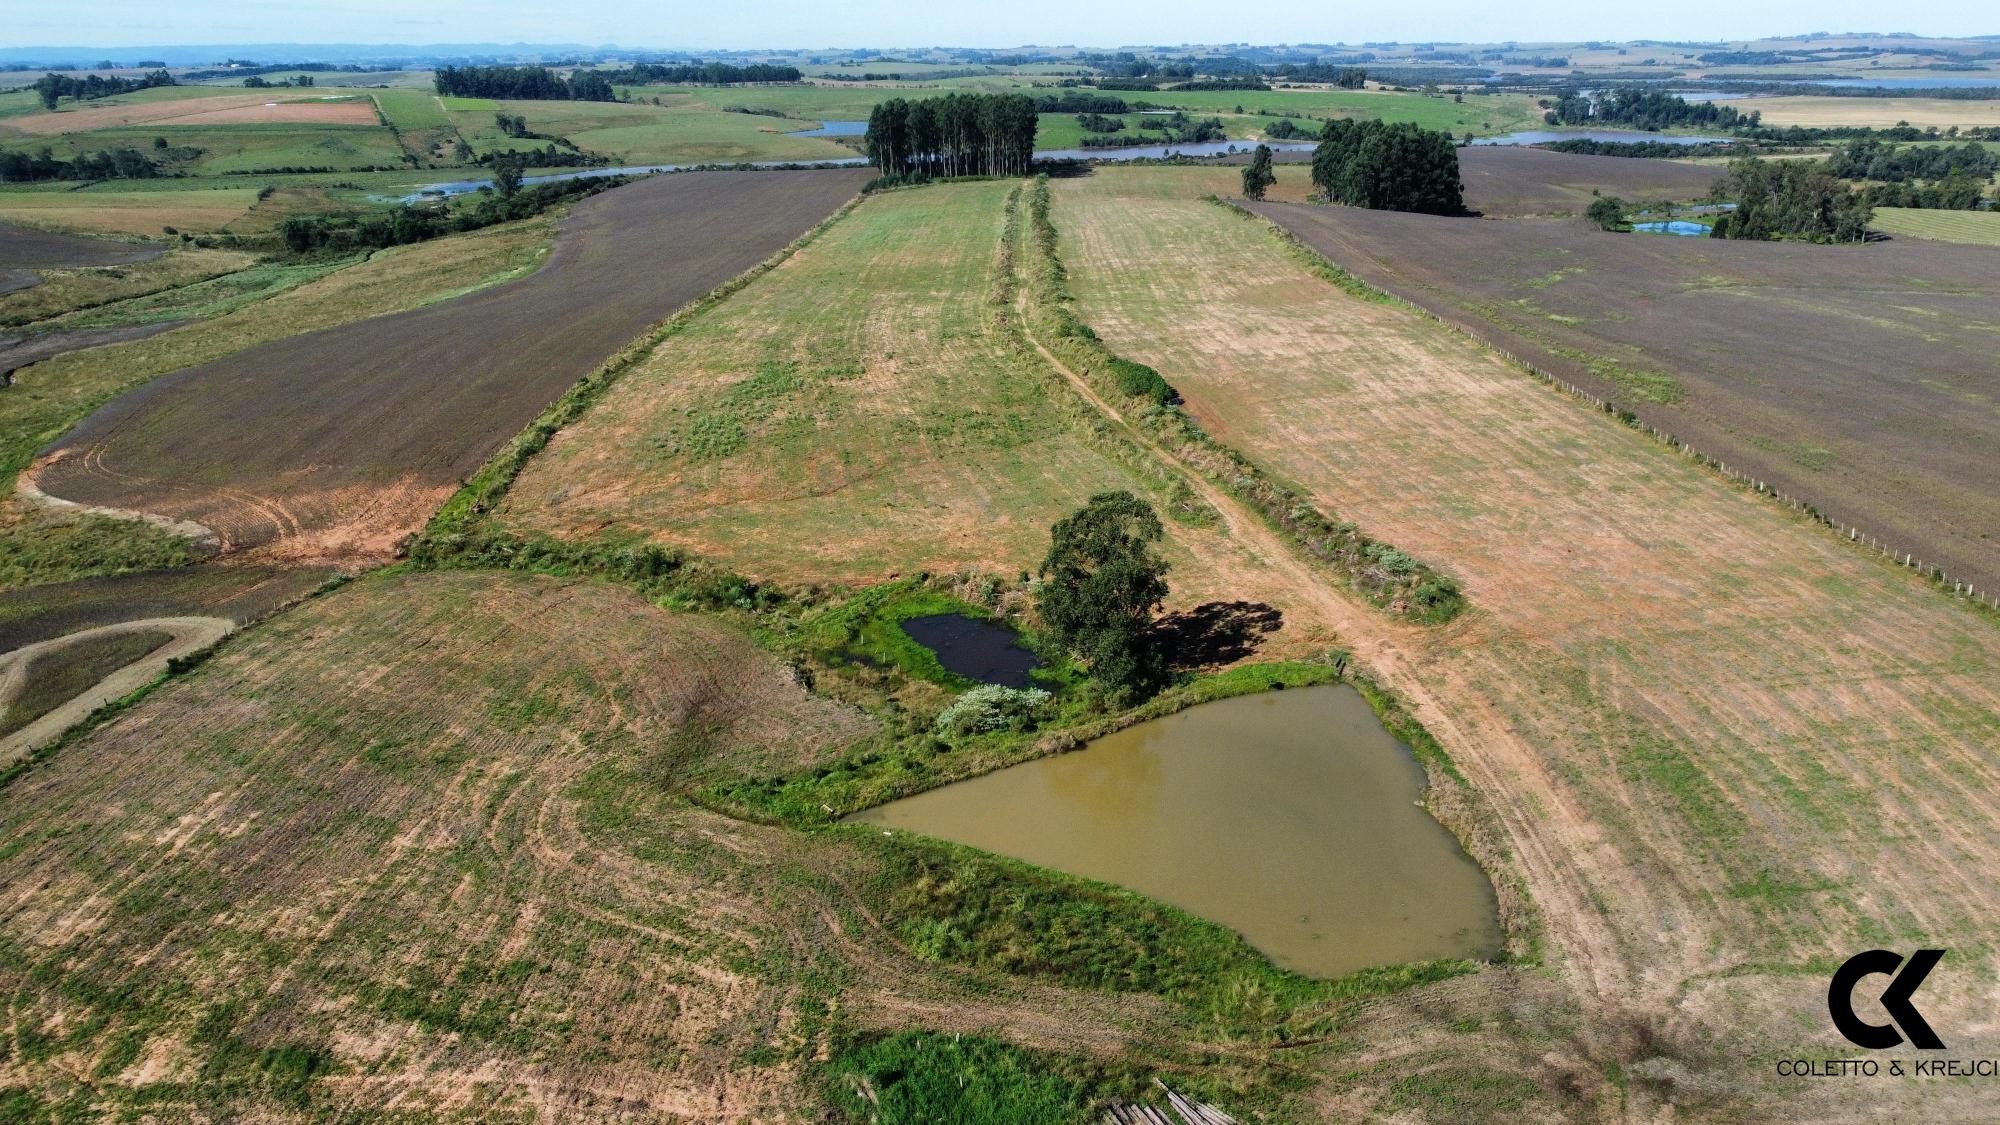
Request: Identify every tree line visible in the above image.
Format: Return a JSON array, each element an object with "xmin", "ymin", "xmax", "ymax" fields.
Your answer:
[
  {"xmin": 0, "ymin": 146, "xmax": 160, "ymax": 182},
  {"xmin": 864, "ymin": 94, "xmax": 1038, "ymax": 179},
  {"xmin": 1271, "ymin": 64, "xmax": 1368, "ymax": 88},
  {"xmin": 1079, "ymin": 110, "xmax": 1224, "ymax": 149},
  {"xmin": 1543, "ymin": 137, "xmax": 1755, "ymax": 159},
  {"xmin": 1546, "ymin": 88, "xmax": 1756, "ymax": 131},
  {"xmin": 1311, "ymin": 118, "xmax": 1464, "ymax": 215},
  {"xmin": 596, "ymin": 62, "xmax": 800, "ymax": 85},
  {"xmin": 280, "ymin": 174, "xmax": 624, "ymax": 255},
  {"xmin": 1825, "ymin": 138, "xmax": 1996, "ymax": 184},
  {"xmin": 433, "ymin": 65, "xmax": 615, "ymax": 102},
  {"xmin": 33, "ymin": 69, "xmax": 174, "ymax": 110},
  {"xmin": 1035, "ymin": 92, "xmax": 1133, "ymax": 115}
]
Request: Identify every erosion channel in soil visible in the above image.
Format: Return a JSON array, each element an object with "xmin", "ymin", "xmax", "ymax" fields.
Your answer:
[{"xmin": 853, "ymin": 684, "xmax": 1502, "ymax": 978}]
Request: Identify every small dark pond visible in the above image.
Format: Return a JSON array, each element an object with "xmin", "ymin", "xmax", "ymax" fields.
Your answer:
[
  {"xmin": 900, "ymin": 613, "xmax": 1040, "ymax": 689},
  {"xmin": 791, "ymin": 119, "xmax": 867, "ymax": 137}
]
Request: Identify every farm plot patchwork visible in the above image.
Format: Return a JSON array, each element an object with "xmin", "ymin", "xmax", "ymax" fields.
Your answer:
[
  {"xmin": 33, "ymin": 170, "xmax": 870, "ymax": 565},
  {"xmin": 500, "ymin": 180, "xmax": 1339, "ymax": 655},
  {"xmin": 1052, "ymin": 168, "xmax": 2000, "ymax": 1119}
]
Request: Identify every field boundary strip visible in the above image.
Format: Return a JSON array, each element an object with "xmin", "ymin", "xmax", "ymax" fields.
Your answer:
[
  {"xmin": 1215, "ymin": 196, "xmax": 2000, "ymax": 619},
  {"xmin": 417, "ymin": 187, "xmax": 870, "ymax": 545},
  {"xmin": 1026, "ymin": 179, "xmax": 1466, "ymax": 624}
]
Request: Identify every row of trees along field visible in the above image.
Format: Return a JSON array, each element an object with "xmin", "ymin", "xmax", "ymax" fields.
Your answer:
[
  {"xmin": 1270, "ymin": 64, "xmax": 1369, "ymax": 88},
  {"xmin": 433, "ymin": 65, "xmax": 615, "ymax": 101},
  {"xmin": 596, "ymin": 62, "xmax": 801, "ymax": 85},
  {"xmin": 0, "ymin": 145, "xmax": 162, "ymax": 182},
  {"xmin": 1826, "ymin": 139, "xmax": 1997, "ymax": 183},
  {"xmin": 1711, "ymin": 158, "xmax": 1872, "ymax": 243},
  {"xmin": 1545, "ymin": 87, "xmax": 1757, "ymax": 131},
  {"xmin": 864, "ymin": 94, "xmax": 1038, "ymax": 178},
  {"xmin": 33, "ymin": 69, "xmax": 174, "ymax": 110},
  {"xmin": 1310, "ymin": 119, "xmax": 1465, "ymax": 214}
]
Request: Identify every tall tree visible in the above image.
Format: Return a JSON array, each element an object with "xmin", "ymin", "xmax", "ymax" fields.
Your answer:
[
  {"xmin": 1241, "ymin": 144, "xmax": 1276, "ymax": 201},
  {"xmin": 1037, "ymin": 491, "xmax": 1171, "ymax": 696}
]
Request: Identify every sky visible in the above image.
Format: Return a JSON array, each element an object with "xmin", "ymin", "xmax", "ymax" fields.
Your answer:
[{"xmin": 4, "ymin": 0, "xmax": 1995, "ymax": 50}]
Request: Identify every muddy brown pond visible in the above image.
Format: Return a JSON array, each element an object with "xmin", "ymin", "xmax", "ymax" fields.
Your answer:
[{"xmin": 852, "ymin": 684, "xmax": 1501, "ymax": 978}]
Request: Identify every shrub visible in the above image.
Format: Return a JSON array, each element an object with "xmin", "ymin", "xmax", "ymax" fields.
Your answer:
[
  {"xmin": 935, "ymin": 685, "xmax": 1051, "ymax": 738},
  {"xmin": 1107, "ymin": 357, "xmax": 1175, "ymax": 405}
]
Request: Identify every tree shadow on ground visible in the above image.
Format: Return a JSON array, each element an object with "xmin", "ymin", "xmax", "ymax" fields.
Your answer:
[{"xmin": 1149, "ymin": 601, "xmax": 1282, "ymax": 672}]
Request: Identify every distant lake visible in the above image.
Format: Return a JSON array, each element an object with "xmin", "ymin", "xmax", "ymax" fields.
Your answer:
[
  {"xmin": 1632, "ymin": 220, "xmax": 1711, "ymax": 236},
  {"xmin": 791, "ymin": 119, "xmax": 866, "ymax": 137}
]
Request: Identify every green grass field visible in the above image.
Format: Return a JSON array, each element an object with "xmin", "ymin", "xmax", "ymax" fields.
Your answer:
[
  {"xmin": 500, "ymin": 180, "xmax": 1160, "ymax": 583},
  {"xmin": 445, "ymin": 97, "xmax": 857, "ymax": 165},
  {"xmin": 1869, "ymin": 206, "xmax": 2000, "ymax": 245}
]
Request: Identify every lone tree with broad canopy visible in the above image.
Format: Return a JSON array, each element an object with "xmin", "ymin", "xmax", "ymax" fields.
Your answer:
[
  {"xmin": 1587, "ymin": 195, "xmax": 1627, "ymax": 231},
  {"xmin": 1241, "ymin": 143, "xmax": 1276, "ymax": 201},
  {"xmin": 1037, "ymin": 491, "xmax": 1171, "ymax": 696}
]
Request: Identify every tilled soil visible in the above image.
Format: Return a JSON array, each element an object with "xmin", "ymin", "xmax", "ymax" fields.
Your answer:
[
  {"xmin": 0, "ymin": 223, "xmax": 161, "ymax": 268},
  {"xmin": 34, "ymin": 169, "xmax": 870, "ymax": 563},
  {"xmin": 0, "ymin": 322, "xmax": 180, "ymax": 380}
]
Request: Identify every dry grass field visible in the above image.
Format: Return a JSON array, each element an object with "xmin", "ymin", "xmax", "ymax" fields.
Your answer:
[
  {"xmin": 1240, "ymin": 201, "xmax": 2000, "ymax": 596},
  {"xmin": 0, "ymin": 189, "xmax": 261, "ymax": 236},
  {"xmin": 32, "ymin": 171, "xmax": 869, "ymax": 567},
  {"xmin": 0, "ymin": 571, "xmax": 889, "ymax": 1118},
  {"xmin": 1, "ymin": 91, "xmax": 369, "ymax": 134},
  {"xmin": 1052, "ymin": 167, "xmax": 2000, "ymax": 1119},
  {"xmin": 159, "ymin": 97, "xmax": 381, "ymax": 127},
  {"xmin": 1722, "ymin": 95, "xmax": 2000, "ymax": 129},
  {"xmin": 500, "ymin": 180, "xmax": 1340, "ymax": 655}
]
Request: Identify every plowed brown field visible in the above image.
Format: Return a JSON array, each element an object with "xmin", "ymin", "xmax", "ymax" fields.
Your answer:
[
  {"xmin": 0, "ymin": 223, "xmax": 159, "ymax": 269},
  {"xmin": 1054, "ymin": 167, "xmax": 2000, "ymax": 1120},
  {"xmin": 32, "ymin": 169, "xmax": 869, "ymax": 564}
]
